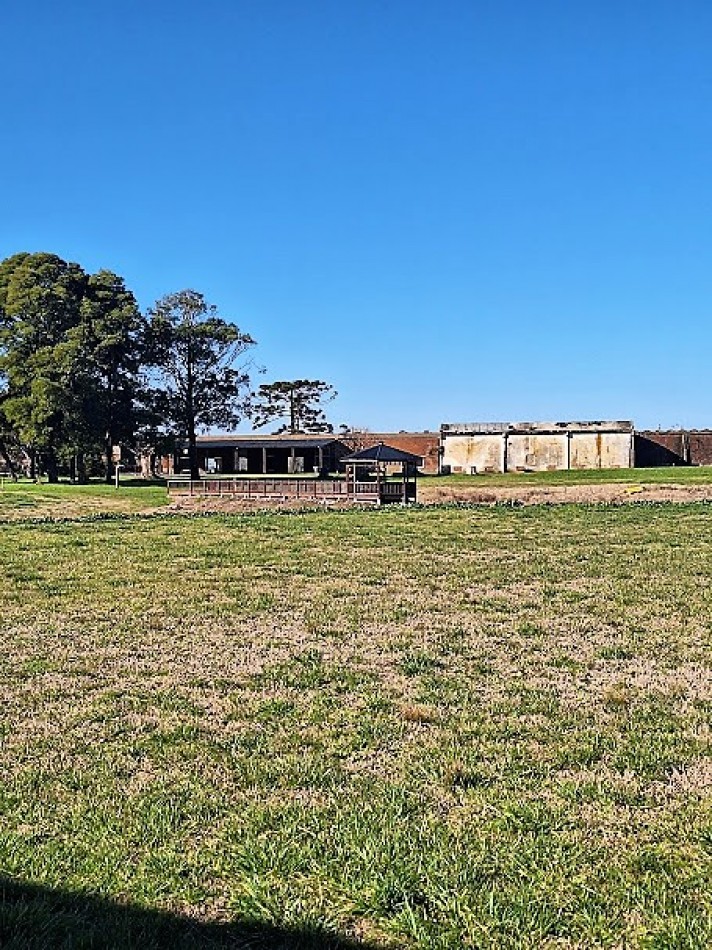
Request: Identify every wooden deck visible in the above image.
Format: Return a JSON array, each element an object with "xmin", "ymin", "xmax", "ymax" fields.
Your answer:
[{"xmin": 167, "ymin": 477, "xmax": 416, "ymax": 504}]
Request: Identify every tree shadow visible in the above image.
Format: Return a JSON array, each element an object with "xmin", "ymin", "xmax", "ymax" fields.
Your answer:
[{"xmin": 0, "ymin": 875, "xmax": 382, "ymax": 949}]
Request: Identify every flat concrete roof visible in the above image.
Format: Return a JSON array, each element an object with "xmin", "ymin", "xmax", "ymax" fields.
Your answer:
[{"xmin": 442, "ymin": 421, "xmax": 634, "ymax": 435}]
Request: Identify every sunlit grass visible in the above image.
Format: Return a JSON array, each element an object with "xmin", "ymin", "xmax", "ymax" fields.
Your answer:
[
  {"xmin": 1, "ymin": 504, "xmax": 711, "ymax": 947},
  {"xmin": 0, "ymin": 479, "xmax": 167, "ymax": 519},
  {"xmin": 424, "ymin": 464, "xmax": 712, "ymax": 487}
]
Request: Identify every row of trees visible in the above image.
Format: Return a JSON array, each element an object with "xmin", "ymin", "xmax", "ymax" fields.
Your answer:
[{"xmin": 0, "ymin": 252, "xmax": 337, "ymax": 481}]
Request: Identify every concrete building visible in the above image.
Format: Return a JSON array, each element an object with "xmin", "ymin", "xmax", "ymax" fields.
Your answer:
[{"xmin": 440, "ymin": 421, "xmax": 634, "ymax": 474}]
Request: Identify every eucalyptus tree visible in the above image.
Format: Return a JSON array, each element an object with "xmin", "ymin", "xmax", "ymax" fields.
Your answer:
[{"xmin": 144, "ymin": 290, "xmax": 256, "ymax": 480}]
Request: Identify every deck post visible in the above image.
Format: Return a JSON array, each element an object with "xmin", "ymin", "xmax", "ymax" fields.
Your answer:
[{"xmin": 262, "ymin": 447, "xmax": 267, "ymax": 474}]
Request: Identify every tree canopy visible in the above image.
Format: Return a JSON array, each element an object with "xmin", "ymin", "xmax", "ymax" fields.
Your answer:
[
  {"xmin": 0, "ymin": 251, "xmax": 345, "ymax": 482},
  {"xmin": 252, "ymin": 379, "xmax": 337, "ymax": 434},
  {"xmin": 0, "ymin": 255, "xmax": 259, "ymax": 482},
  {"xmin": 144, "ymin": 290, "xmax": 256, "ymax": 480}
]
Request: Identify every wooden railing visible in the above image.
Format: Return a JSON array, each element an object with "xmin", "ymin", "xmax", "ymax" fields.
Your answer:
[{"xmin": 167, "ymin": 477, "xmax": 416, "ymax": 503}]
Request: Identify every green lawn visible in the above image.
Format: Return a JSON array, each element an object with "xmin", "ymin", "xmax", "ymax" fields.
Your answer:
[
  {"xmin": 0, "ymin": 479, "xmax": 168, "ymax": 520},
  {"xmin": 1, "ymin": 504, "xmax": 711, "ymax": 948},
  {"xmin": 424, "ymin": 464, "xmax": 712, "ymax": 488}
]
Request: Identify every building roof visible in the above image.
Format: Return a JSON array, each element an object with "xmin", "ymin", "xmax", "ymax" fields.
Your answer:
[
  {"xmin": 441, "ymin": 420, "xmax": 634, "ymax": 436},
  {"xmin": 342, "ymin": 443, "xmax": 424, "ymax": 465},
  {"xmin": 196, "ymin": 434, "xmax": 344, "ymax": 450}
]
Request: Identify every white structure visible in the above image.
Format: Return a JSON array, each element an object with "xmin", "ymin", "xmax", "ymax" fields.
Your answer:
[{"xmin": 440, "ymin": 421, "xmax": 634, "ymax": 474}]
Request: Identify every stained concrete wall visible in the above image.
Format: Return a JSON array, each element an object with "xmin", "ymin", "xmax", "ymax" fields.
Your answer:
[
  {"xmin": 570, "ymin": 432, "xmax": 632, "ymax": 469},
  {"xmin": 441, "ymin": 434, "xmax": 503, "ymax": 473},
  {"xmin": 506, "ymin": 433, "xmax": 568, "ymax": 471},
  {"xmin": 441, "ymin": 428, "xmax": 634, "ymax": 473}
]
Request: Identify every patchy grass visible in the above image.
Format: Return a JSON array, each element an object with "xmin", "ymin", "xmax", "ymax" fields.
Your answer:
[
  {"xmin": 0, "ymin": 479, "xmax": 167, "ymax": 520},
  {"xmin": 425, "ymin": 464, "xmax": 712, "ymax": 487},
  {"xmin": 1, "ymin": 504, "xmax": 711, "ymax": 948}
]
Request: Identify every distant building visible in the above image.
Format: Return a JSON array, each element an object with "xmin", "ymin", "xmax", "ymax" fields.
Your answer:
[
  {"xmin": 175, "ymin": 434, "xmax": 351, "ymax": 476},
  {"xmin": 440, "ymin": 421, "xmax": 634, "ymax": 474}
]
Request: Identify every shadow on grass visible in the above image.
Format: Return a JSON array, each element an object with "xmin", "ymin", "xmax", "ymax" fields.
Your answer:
[{"xmin": 0, "ymin": 876, "xmax": 380, "ymax": 949}]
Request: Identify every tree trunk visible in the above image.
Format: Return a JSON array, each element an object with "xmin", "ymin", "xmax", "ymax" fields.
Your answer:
[
  {"xmin": 104, "ymin": 432, "xmax": 114, "ymax": 485},
  {"xmin": 289, "ymin": 390, "xmax": 296, "ymax": 434},
  {"xmin": 186, "ymin": 344, "xmax": 199, "ymax": 479},
  {"xmin": 45, "ymin": 452, "xmax": 59, "ymax": 484},
  {"xmin": 139, "ymin": 452, "xmax": 153, "ymax": 479},
  {"xmin": 0, "ymin": 438, "xmax": 18, "ymax": 481},
  {"xmin": 189, "ymin": 422, "xmax": 199, "ymax": 480},
  {"xmin": 76, "ymin": 452, "xmax": 88, "ymax": 484}
]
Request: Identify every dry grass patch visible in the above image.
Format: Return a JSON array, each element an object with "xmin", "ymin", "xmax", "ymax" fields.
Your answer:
[{"xmin": 1, "ymin": 504, "xmax": 711, "ymax": 947}]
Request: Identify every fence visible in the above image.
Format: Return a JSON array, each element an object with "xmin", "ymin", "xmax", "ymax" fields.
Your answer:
[{"xmin": 167, "ymin": 477, "xmax": 415, "ymax": 504}]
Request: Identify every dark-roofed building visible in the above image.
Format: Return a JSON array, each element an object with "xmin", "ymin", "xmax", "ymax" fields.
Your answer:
[{"xmin": 175, "ymin": 434, "xmax": 351, "ymax": 476}]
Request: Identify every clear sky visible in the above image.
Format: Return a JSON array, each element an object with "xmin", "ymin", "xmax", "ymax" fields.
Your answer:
[{"xmin": 2, "ymin": 1, "xmax": 712, "ymax": 431}]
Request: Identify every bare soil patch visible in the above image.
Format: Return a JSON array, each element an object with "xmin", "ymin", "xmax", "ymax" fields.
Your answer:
[{"xmin": 418, "ymin": 479, "xmax": 712, "ymax": 506}]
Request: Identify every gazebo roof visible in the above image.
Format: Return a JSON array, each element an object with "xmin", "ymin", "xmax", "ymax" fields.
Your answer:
[{"xmin": 342, "ymin": 442, "xmax": 423, "ymax": 465}]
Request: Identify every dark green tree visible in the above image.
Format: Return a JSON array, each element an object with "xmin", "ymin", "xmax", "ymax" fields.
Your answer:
[
  {"xmin": 0, "ymin": 371, "xmax": 19, "ymax": 479},
  {"xmin": 0, "ymin": 252, "xmax": 87, "ymax": 481},
  {"xmin": 79, "ymin": 270, "xmax": 143, "ymax": 482},
  {"xmin": 0, "ymin": 253, "xmax": 145, "ymax": 483},
  {"xmin": 252, "ymin": 379, "xmax": 337, "ymax": 434},
  {"xmin": 144, "ymin": 290, "xmax": 256, "ymax": 480}
]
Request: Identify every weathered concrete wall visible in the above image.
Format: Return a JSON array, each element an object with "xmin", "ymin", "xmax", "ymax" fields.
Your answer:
[
  {"xmin": 441, "ymin": 434, "xmax": 503, "ymax": 473},
  {"xmin": 442, "ymin": 427, "xmax": 634, "ymax": 473},
  {"xmin": 506, "ymin": 433, "xmax": 568, "ymax": 471},
  {"xmin": 570, "ymin": 432, "xmax": 632, "ymax": 469}
]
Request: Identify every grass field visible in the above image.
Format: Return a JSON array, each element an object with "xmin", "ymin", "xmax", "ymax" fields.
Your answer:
[
  {"xmin": 423, "ymin": 465, "xmax": 712, "ymax": 488},
  {"xmin": 0, "ymin": 479, "xmax": 168, "ymax": 520},
  {"xmin": 1, "ymin": 497, "xmax": 711, "ymax": 947}
]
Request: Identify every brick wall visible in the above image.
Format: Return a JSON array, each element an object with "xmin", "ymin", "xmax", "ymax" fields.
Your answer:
[
  {"xmin": 635, "ymin": 431, "xmax": 712, "ymax": 467},
  {"xmin": 342, "ymin": 432, "xmax": 441, "ymax": 473}
]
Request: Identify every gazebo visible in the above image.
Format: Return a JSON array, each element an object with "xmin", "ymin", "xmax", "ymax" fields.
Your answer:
[{"xmin": 341, "ymin": 442, "xmax": 422, "ymax": 504}]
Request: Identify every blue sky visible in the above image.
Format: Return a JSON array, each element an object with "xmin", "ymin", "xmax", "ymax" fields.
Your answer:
[{"xmin": 2, "ymin": 1, "xmax": 712, "ymax": 431}]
